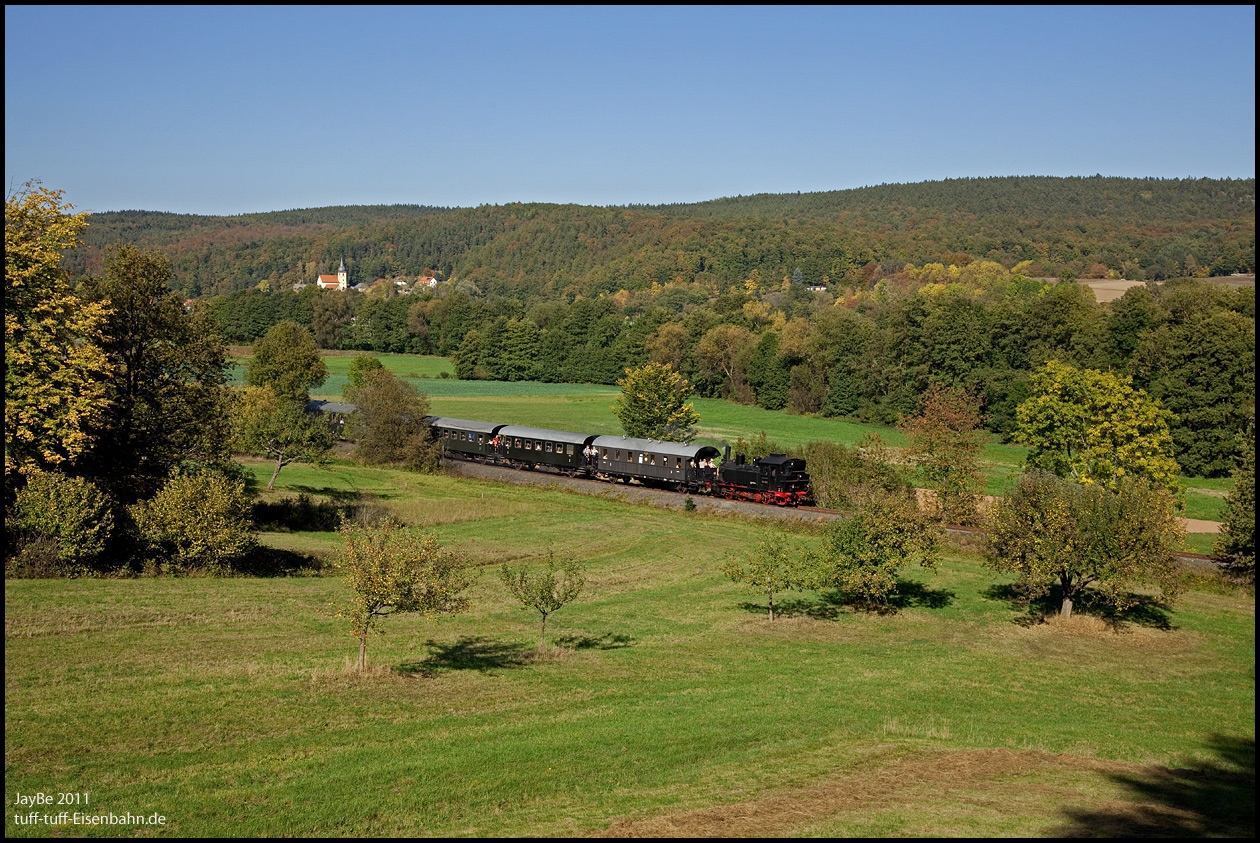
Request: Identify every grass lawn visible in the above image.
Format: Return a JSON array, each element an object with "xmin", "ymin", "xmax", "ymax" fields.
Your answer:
[{"xmin": 5, "ymin": 461, "xmax": 1253, "ymax": 836}]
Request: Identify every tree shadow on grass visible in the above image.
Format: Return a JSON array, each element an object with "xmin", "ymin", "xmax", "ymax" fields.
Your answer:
[
  {"xmin": 738, "ymin": 594, "xmax": 842, "ymax": 620},
  {"xmin": 551, "ymin": 632, "xmax": 635, "ymax": 650},
  {"xmin": 981, "ymin": 583, "xmax": 1175, "ymax": 630},
  {"xmin": 738, "ymin": 581, "xmax": 954, "ymax": 620},
  {"xmin": 231, "ymin": 545, "xmax": 328, "ymax": 577},
  {"xmin": 395, "ymin": 636, "xmax": 533, "ymax": 676},
  {"xmin": 1055, "ymin": 735, "xmax": 1254, "ymax": 837},
  {"xmin": 886, "ymin": 580, "xmax": 956, "ymax": 610}
]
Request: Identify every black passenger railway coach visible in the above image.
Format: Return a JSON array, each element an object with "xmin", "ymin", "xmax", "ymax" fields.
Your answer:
[{"xmin": 427, "ymin": 416, "xmax": 813, "ymax": 507}]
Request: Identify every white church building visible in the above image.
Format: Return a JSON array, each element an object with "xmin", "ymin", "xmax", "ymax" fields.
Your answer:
[{"xmin": 316, "ymin": 258, "xmax": 349, "ymax": 291}]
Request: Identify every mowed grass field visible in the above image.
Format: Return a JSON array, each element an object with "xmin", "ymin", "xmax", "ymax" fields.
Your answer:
[
  {"xmin": 5, "ymin": 460, "xmax": 1254, "ymax": 837},
  {"xmin": 230, "ymin": 352, "xmax": 1229, "ymax": 523}
]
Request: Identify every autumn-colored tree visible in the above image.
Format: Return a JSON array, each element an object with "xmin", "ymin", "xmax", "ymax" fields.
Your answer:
[
  {"xmin": 987, "ymin": 471, "xmax": 1183, "ymax": 619},
  {"xmin": 900, "ymin": 384, "xmax": 985, "ymax": 524},
  {"xmin": 5, "ymin": 183, "xmax": 111, "ymax": 486},
  {"xmin": 337, "ymin": 522, "xmax": 473, "ymax": 672},
  {"xmin": 646, "ymin": 322, "xmax": 689, "ymax": 373},
  {"xmin": 721, "ymin": 531, "xmax": 806, "ymax": 621},
  {"xmin": 695, "ymin": 323, "xmax": 755, "ymax": 402},
  {"xmin": 344, "ymin": 370, "xmax": 440, "ymax": 471},
  {"xmin": 613, "ymin": 363, "xmax": 701, "ymax": 442},
  {"xmin": 1014, "ymin": 360, "xmax": 1180, "ymax": 490},
  {"xmin": 233, "ymin": 386, "xmax": 334, "ymax": 490},
  {"xmin": 500, "ymin": 553, "xmax": 585, "ymax": 650}
]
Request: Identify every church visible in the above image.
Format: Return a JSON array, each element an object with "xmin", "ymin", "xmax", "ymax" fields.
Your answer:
[{"xmin": 316, "ymin": 258, "xmax": 349, "ymax": 291}]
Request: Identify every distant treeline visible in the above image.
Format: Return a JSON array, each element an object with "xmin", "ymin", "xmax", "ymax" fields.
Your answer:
[
  {"xmin": 67, "ymin": 176, "xmax": 1255, "ymax": 299},
  {"xmin": 200, "ymin": 265, "xmax": 1254, "ymax": 479}
]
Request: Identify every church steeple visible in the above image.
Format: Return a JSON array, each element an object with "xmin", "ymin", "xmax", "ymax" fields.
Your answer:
[{"xmin": 337, "ymin": 257, "xmax": 348, "ymax": 290}]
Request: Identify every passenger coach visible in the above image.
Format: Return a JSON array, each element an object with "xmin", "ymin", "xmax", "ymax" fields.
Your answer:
[
  {"xmin": 494, "ymin": 425, "xmax": 597, "ymax": 473},
  {"xmin": 592, "ymin": 435, "xmax": 721, "ymax": 492},
  {"xmin": 427, "ymin": 417, "xmax": 502, "ymax": 460}
]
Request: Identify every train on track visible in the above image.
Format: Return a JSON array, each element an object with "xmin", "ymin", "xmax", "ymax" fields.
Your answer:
[{"xmin": 426, "ymin": 416, "xmax": 814, "ymax": 507}]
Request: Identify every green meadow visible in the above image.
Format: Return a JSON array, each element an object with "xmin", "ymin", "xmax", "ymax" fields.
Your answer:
[
  {"xmin": 4, "ymin": 460, "xmax": 1253, "ymax": 837},
  {"xmin": 230, "ymin": 353, "xmax": 1229, "ymax": 523}
]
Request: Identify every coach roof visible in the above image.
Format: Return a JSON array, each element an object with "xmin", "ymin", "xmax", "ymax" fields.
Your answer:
[
  {"xmin": 591, "ymin": 435, "xmax": 721, "ymax": 460},
  {"xmin": 497, "ymin": 425, "xmax": 598, "ymax": 446},
  {"xmin": 427, "ymin": 417, "xmax": 504, "ymax": 435}
]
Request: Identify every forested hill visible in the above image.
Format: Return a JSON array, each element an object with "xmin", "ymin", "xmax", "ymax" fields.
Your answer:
[{"xmin": 67, "ymin": 176, "xmax": 1254, "ymax": 299}]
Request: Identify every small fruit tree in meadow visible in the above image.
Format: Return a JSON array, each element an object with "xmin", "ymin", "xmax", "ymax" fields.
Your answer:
[{"xmin": 337, "ymin": 521, "xmax": 474, "ymax": 672}]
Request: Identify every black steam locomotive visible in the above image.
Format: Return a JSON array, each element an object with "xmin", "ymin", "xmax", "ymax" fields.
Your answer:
[{"xmin": 426, "ymin": 416, "xmax": 813, "ymax": 507}]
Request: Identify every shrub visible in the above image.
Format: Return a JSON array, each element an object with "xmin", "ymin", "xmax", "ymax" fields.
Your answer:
[
  {"xmin": 12, "ymin": 472, "xmax": 114, "ymax": 574},
  {"xmin": 132, "ymin": 473, "xmax": 254, "ymax": 573}
]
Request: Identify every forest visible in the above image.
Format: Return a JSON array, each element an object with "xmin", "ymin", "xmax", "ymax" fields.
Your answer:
[
  {"xmin": 66, "ymin": 176, "xmax": 1255, "ymax": 299},
  {"xmin": 66, "ymin": 177, "xmax": 1256, "ymax": 478}
]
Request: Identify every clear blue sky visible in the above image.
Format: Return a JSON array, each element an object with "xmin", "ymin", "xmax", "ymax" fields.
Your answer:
[{"xmin": 5, "ymin": 6, "xmax": 1255, "ymax": 215}]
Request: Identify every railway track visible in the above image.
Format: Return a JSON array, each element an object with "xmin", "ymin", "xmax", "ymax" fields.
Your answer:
[{"xmin": 444, "ymin": 460, "xmax": 1223, "ymax": 569}]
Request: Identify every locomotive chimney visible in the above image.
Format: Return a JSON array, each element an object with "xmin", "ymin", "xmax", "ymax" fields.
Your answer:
[{"xmin": 723, "ymin": 444, "xmax": 731, "ymax": 464}]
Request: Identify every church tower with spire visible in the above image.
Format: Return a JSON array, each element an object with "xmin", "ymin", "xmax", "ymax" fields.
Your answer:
[{"xmin": 337, "ymin": 257, "xmax": 348, "ymax": 291}]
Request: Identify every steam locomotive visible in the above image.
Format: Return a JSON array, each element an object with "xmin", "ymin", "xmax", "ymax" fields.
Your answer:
[{"xmin": 426, "ymin": 416, "xmax": 813, "ymax": 507}]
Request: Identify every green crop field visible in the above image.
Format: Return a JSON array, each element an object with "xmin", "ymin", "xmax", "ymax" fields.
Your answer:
[{"xmin": 5, "ymin": 460, "xmax": 1253, "ymax": 837}]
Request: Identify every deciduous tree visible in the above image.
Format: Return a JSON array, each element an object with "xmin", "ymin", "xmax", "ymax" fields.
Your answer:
[
  {"xmin": 5, "ymin": 183, "xmax": 111, "ymax": 486},
  {"xmin": 1214, "ymin": 419, "xmax": 1254, "ymax": 576},
  {"xmin": 812, "ymin": 488, "xmax": 939, "ymax": 610},
  {"xmin": 346, "ymin": 353, "xmax": 385, "ymax": 389},
  {"xmin": 247, "ymin": 320, "xmax": 326, "ymax": 403},
  {"xmin": 233, "ymin": 386, "xmax": 334, "ymax": 490},
  {"xmin": 344, "ymin": 370, "xmax": 440, "ymax": 471},
  {"xmin": 500, "ymin": 554, "xmax": 585, "ymax": 650},
  {"xmin": 1014, "ymin": 360, "xmax": 1179, "ymax": 489},
  {"xmin": 613, "ymin": 363, "xmax": 701, "ymax": 442},
  {"xmin": 337, "ymin": 522, "xmax": 473, "ymax": 672},
  {"xmin": 987, "ymin": 471, "xmax": 1183, "ymax": 619},
  {"xmin": 76, "ymin": 245, "xmax": 232, "ymax": 503},
  {"xmin": 900, "ymin": 384, "xmax": 985, "ymax": 524},
  {"xmin": 131, "ymin": 472, "xmax": 254, "ymax": 574},
  {"xmin": 12, "ymin": 471, "xmax": 114, "ymax": 574},
  {"xmin": 695, "ymin": 323, "xmax": 755, "ymax": 402},
  {"xmin": 721, "ymin": 532, "xmax": 805, "ymax": 621}
]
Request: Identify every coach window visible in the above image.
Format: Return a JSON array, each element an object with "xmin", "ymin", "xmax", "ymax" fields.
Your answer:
[
  {"xmin": 566, "ymin": 444, "xmax": 574, "ymax": 456},
  {"xmin": 545, "ymin": 442, "xmax": 552, "ymax": 453},
  {"xmin": 515, "ymin": 438, "xmax": 522, "ymax": 448}
]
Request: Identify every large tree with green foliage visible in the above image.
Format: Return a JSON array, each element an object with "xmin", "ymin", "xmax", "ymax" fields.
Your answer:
[
  {"xmin": 247, "ymin": 320, "xmax": 326, "ymax": 403},
  {"xmin": 987, "ymin": 471, "xmax": 1183, "ymax": 619},
  {"xmin": 76, "ymin": 245, "xmax": 232, "ymax": 503},
  {"xmin": 233, "ymin": 386, "xmax": 334, "ymax": 490},
  {"xmin": 5, "ymin": 183, "xmax": 111, "ymax": 487},
  {"xmin": 613, "ymin": 363, "xmax": 700, "ymax": 442},
  {"xmin": 1014, "ymin": 360, "xmax": 1180, "ymax": 489},
  {"xmin": 1214, "ymin": 420, "xmax": 1254, "ymax": 576}
]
